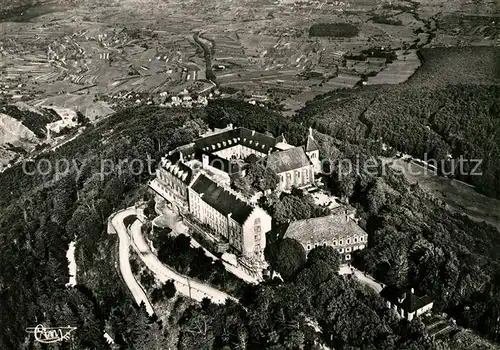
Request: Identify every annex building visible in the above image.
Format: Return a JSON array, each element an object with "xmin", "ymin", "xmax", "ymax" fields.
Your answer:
[
  {"xmin": 149, "ymin": 124, "xmax": 322, "ymax": 265},
  {"xmin": 284, "ymin": 206, "xmax": 368, "ymax": 261},
  {"xmin": 380, "ymin": 286, "xmax": 434, "ymax": 321}
]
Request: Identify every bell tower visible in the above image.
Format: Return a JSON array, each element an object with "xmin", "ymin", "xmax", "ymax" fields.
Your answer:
[{"xmin": 305, "ymin": 127, "xmax": 321, "ymax": 174}]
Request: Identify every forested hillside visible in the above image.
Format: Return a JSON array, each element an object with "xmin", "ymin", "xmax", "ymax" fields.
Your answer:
[
  {"xmin": 295, "ymin": 47, "xmax": 500, "ymax": 199},
  {"xmin": 207, "ymin": 99, "xmax": 500, "ymax": 344},
  {"xmin": 1, "ymin": 98, "xmax": 499, "ymax": 348},
  {"xmin": 0, "ymin": 106, "xmax": 207, "ymax": 348}
]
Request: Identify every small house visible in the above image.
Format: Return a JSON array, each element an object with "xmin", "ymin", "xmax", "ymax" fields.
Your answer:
[{"xmin": 380, "ymin": 286, "xmax": 434, "ymax": 321}]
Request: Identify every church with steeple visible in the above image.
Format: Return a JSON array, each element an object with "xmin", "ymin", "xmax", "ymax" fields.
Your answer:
[{"xmin": 305, "ymin": 127, "xmax": 321, "ymax": 174}]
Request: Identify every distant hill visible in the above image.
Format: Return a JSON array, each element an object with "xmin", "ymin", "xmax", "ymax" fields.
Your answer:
[{"xmin": 295, "ymin": 46, "xmax": 500, "ymax": 199}]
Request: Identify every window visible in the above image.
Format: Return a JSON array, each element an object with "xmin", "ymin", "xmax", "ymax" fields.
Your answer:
[
  {"xmin": 307, "ymin": 244, "xmax": 311, "ymax": 251},
  {"xmin": 345, "ymin": 254, "xmax": 351, "ymax": 260},
  {"xmin": 339, "ymin": 248, "xmax": 344, "ymax": 253},
  {"xmin": 347, "ymin": 239, "xmax": 350, "ymax": 244},
  {"xmin": 314, "ymin": 243, "xmax": 319, "ymax": 248},
  {"xmin": 354, "ymin": 237, "xmax": 358, "ymax": 243},
  {"xmin": 333, "ymin": 240, "xmax": 337, "ymax": 246},
  {"xmin": 323, "ymin": 242, "xmax": 327, "ymax": 247},
  {"xmin": 346, "ymin": 247, "xmax": 351, "ymax": 253},
  {"xmin": 360, "ymin": 236, "xmax": 364, "ymax": 242},
  {"xmin": 339, "ymin": 240, "xmax": 343, "ymax": 245},
  {"xmin": 254, "ymin": 218, "xmax": 261, "ymax": 238}
]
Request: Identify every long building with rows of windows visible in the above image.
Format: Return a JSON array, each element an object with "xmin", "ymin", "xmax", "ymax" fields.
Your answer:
[
  {"xmin": 284, "ymin": 206, "xmax": 368, "ymax": 261},
  {"xmin": 149, "ymin": 123, "xmax": 323, "ymax": 264}
]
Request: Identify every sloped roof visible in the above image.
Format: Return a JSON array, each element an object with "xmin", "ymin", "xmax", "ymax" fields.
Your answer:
[
  {"xmin": 190, "ymin": 174, "xmax": 254, "ymax": 225},
  {"xmin": 194, "ymin": 127, "xmax": 279, "ymax": 155},
  {"xmin": 195, "ymin": 128, "xmax": 241, "ymax": 152},
  {"xmin": 285, "ymin": 213, "xmax": 367, "ymax": 243},
  {"xmin": 305, "ymin": 134, "xmax": 320, "ymax": 152},
  {"xmin": 266, "ymin": 146, "xmax": 312, "ymax": 174},
  {"xmin": 380, "ymin": 286, "xmax": 434, "ymax": 313},
  {"xmin": 239, "ymin": 128, "xmax": 277, "ymax": 153},
  {"xmin": 177, "ymin": 143, "xmax": 197, "ymax": 160},
  {"xmin": 162, "ymin": 153, "xmax": 193, "ymax": 185}
]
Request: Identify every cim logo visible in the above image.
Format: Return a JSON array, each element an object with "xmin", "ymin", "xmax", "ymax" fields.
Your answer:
[{"xmin": 25, "ymin": 324, "xmax": 77, "ymax": 344}]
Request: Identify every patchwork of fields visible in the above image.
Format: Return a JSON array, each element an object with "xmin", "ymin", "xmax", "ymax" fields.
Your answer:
[{"xmin": 0, "ymin": 0, "xmax": 497, "ymax": 118}]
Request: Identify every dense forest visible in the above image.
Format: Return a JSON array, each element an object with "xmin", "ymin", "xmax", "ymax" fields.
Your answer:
[
  {"xmin": 0, "ymin": 106, "xmax": 207, "ymax": 348},
  {"xmin": 1, "ymin": 90, "xmax": 499, "ymax": 348},
  {"xmin": 0, "ymin": 103, "xmax": 60, "ymax": 138},
  {"xmin": 205, "ymin": 99, "xmax": 500, "ymax": 344},
  {"xmin": 295, "ymin": 47, "xmax": 500, "ymax": 199}
]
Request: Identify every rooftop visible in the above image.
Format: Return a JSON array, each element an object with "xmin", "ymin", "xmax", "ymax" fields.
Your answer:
[
  {"xmin": 185, "ymin": 159, "xmax": 230, "ymax": 186},
  {"xmin": 265, "ymin": 146, "xmax": 312, "ymax": 174},
  {"xmin": 161, "ymin": 153, "xmax": 193, "ymax": 185},
  {"xmin": 305, "ymin": 128, "xmax": 320, "ymax": 152},
  {"xmin": 190, "ymin": 174, "xmax": 254, "ymax": 225},
  {"xmin": 285, "ymin": 211, "xmax": 367, "ymax": 242},
  {"xmin": 195, "ymin": 127, "xmax": 280, "ymax": 155},
  {"xmin": 380, "ymin": 286, "xmax": 434, "ymax": 313}
]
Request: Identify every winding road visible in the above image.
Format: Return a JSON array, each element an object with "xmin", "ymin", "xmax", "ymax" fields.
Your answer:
[
  {"xmin": 110, "ymin": 208, "xmax": 155, "ymax": 316},
  {"xmin": 130, "ymin": 219, "xmax": 235, "ymax": 304},
  {"xmin": 110, "ymin": 207, "xmax": 235, "ymax": 316}
]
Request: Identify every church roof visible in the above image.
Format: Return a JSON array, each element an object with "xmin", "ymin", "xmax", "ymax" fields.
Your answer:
[
  {"xmin": 305, "ymin": 134, "xmax": 320, "ymax": 152},
  {"xmin": 275, "ymin": 134, "xmax": 287, "ymax": 143},
  {"xmin": 190, "ymin": 174, "xmax": 254, "ymax": 225},
  {"xmin": 265, "ymin": 146, "xmax": 312, "ymax": 174}
]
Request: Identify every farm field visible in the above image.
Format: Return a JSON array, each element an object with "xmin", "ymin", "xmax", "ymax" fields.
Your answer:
[
  {"xmin": 295, "ymin": 45, "xmax": 500, "ymax": 202},
  {"xmin": 0, "ymin": 0, "xmax": 497, "ymax": 119},
  {"xmin": 366, "ymin": 50, "xmax": 421, "ymax": 85},
  {"xmin": 388, "ymin": 157, "xmax": 500, "ymax": 232}
]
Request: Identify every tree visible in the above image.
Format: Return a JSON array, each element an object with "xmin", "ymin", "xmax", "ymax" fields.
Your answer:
[
  {"xmin": 143, "ymin": 198, "xmax": 156, "ymax": 219},
  {"xmin": 178, "ymin": 306, "xmax": 216, "ymax": 349},
  {"xmin": 266, "ymin": 238, "xmax": 306, "ymax": 281},
  {"xmin": 245, "ymin": 162, "xmax": 279, "ymax": 192},
  {"xmin": 152, "ymin": 280, "xmax": 176, "ymax": 302},
  {"xmin": 366, "ymin": 178, "xmax": 398, "ymax": 215},
  {"xmin": 307, "ymin": 246, "xmax": 341, "ymax": 272},
  {"xmin": 140, "ymin": 270, "xmax": 155, "ymax": 290},
  {"xmin": 271, "ymin": 190, "xmax": 330, "ymax": 225},
  {"xmin": 161, "ymin": 280, "xmax": 176, "ymax": 299}
]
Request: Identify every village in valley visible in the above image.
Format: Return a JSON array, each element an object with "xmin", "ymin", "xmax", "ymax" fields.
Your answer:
[{"xmin": 0, "ymin": 0, "xmax": 497, "ymax": 168}]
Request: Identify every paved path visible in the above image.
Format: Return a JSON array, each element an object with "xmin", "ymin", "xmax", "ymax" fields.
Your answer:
[
  {"xmin": 65, "ymin": 241, "xmax": 77, "ymax": 287},
  {"xmin": 339, "ymin": 265, "xmax": 383, "ymax": 293},
  {"xmin": 130, "ymin": 219, "xmax": 236, "ymax": 304},
  {"xmin": 110, "ymin": 209, "xmax": 154, "ymax": 316}
]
